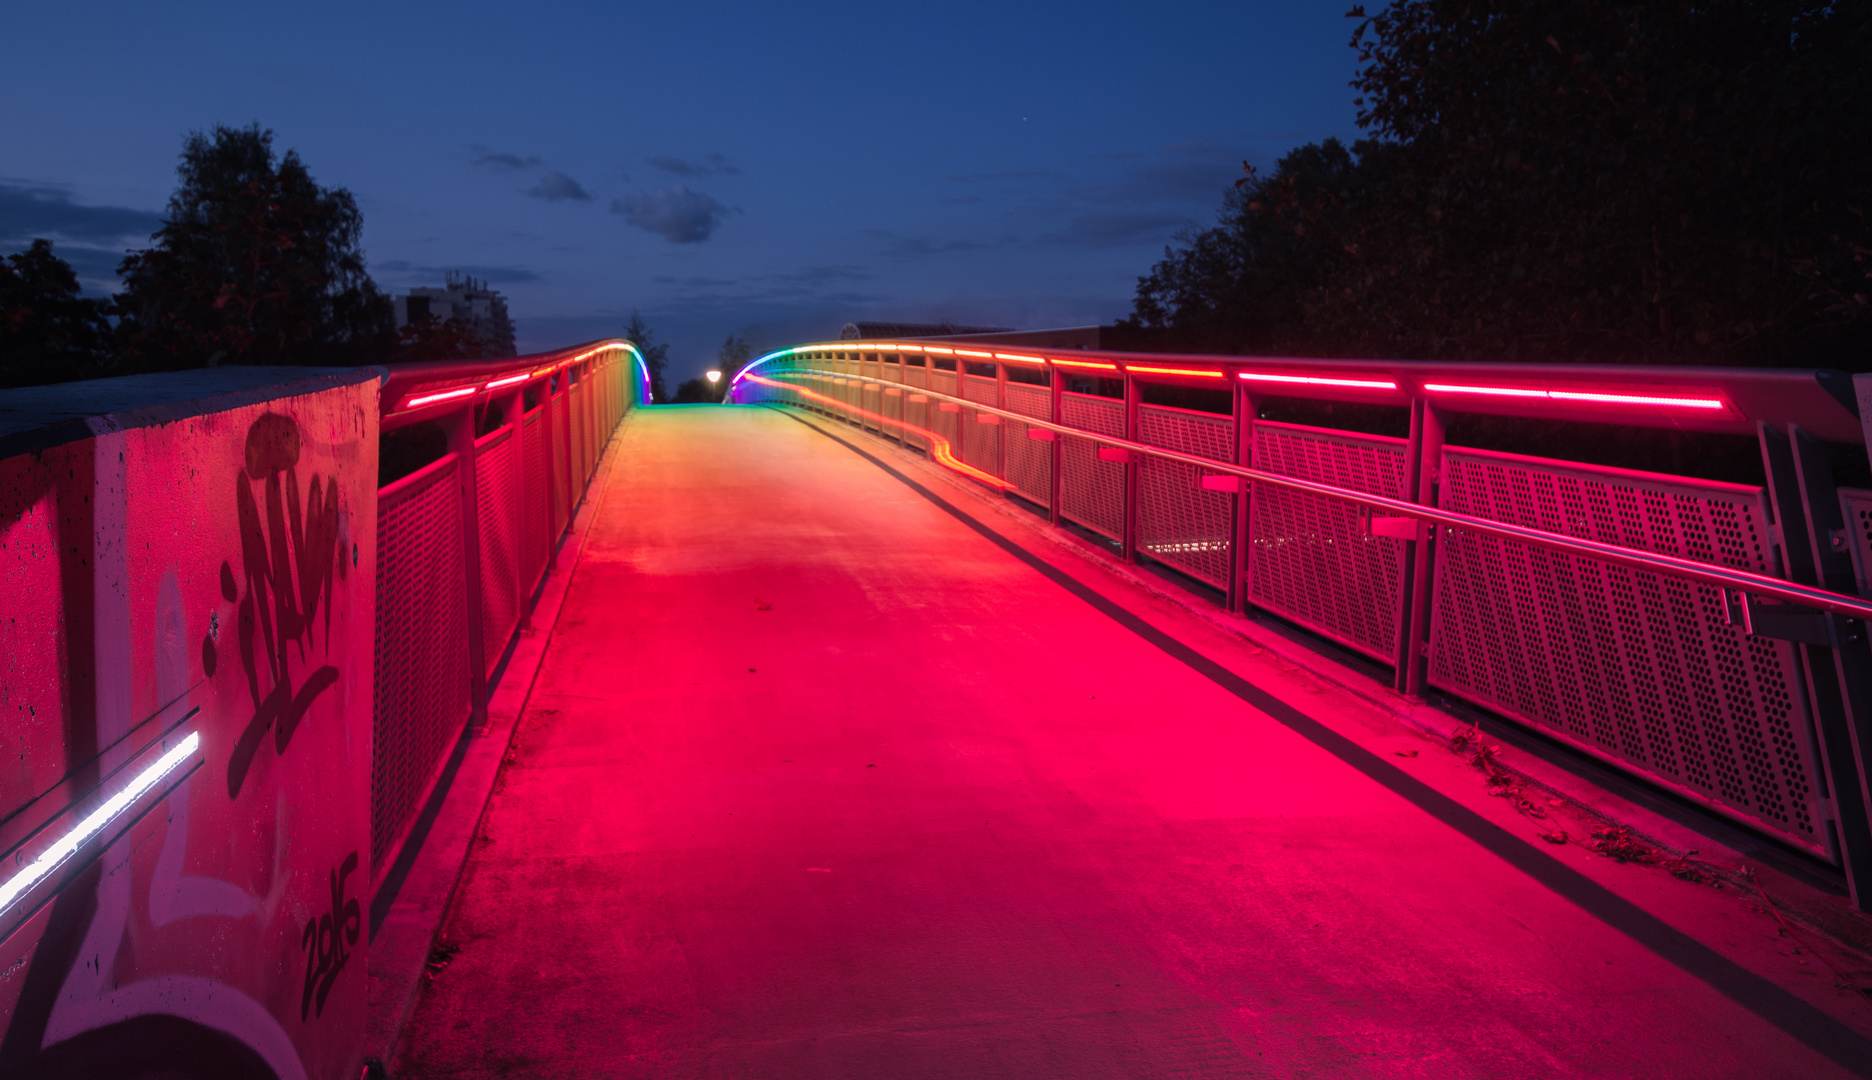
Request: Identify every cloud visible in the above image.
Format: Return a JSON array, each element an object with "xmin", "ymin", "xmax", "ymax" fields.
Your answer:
[
  {"xmin": 374, "ymin": 259, "xmax": 542, "ymax": 284},
  {"xmin": 611, "ymin": 187, "xmax": 733, "ymax": 243},
  {"xmin": 649, "ymin": 153, "xmax": 740, "ymax": 177},
  {"xmin": 0, "ymin": 180, "xmax": 163, "ymax": 246},
  {"xmin": 526, "ymin": 171, "xmax": 593, "ymax": 202},
  {"xmin": 471, "ymin": 145, "xmax": 541, "ymax": 170}
]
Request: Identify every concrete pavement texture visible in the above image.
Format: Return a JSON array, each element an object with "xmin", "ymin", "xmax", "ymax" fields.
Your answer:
[{"xmin": 393, "ymin": 404, "xmax": 1872, "ymax": 1079}]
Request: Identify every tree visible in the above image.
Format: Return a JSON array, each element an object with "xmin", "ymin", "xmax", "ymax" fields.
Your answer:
[
  {"xmin": 623, "ymin": 310, "xmax": 671, "ymax": 402},
  {"xmin": 1121, "ymin": 1, "xmax": 1872, "ymax": 368},
  {"xmin": 115, "ymin": 123, "xmax": 397, "ymax": 370},
  {"xmin": 670, "ymin": 333, "xmax": 749, "ymax": 403},
  {"xmin": 0, "ymin": 240, "xmax": 117, "ymax": 388},
  {"xmin": 397, "ymin": 313, "xmax": 491, "ymax": 364}
]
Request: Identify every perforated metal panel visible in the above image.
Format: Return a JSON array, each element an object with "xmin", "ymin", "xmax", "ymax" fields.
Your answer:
[
  {"xmin": 476, "ymin": 428, "xmax": 520, "ymax": 678},
  {"xmin": 523, "ymin": 411, "xmax": 550, "ymax": 592},
  {"xmin": 961, "ymin": 374, "xmax": 1000, "ymax": 477},
  {"xmin": 373, "ymin": 456, "xmax": 471, "ymax": 871},
  {"xmin": 1061, "ymin": 393, "xmax": 1125, "ymax": 540},
  {"xmin": 1840, "ymin": 488, "xmax": 1872, "ymax": 597},
  {"xmin": 1431, "ymin": 447, "xmax": 1825, "ymax": 852},
  {"xmin": 903, "ymin": 367, "xmax": 929, "ymax": 450},
  {"xmin": 1004, "ymin": 383, "xmax": 1053, "ymax": 507},
  {"xmin": 1250, "ymin": 422, "xmax": 1408, "ymax": 662},
  {"xmin": 550, "ymin": 395, "xmax": 569, "ymax": 537},
  {"xmin": 928, "ymin": 369, "xmax": 961, "ymax": 457},
  {"xmin": 1138, "ymin": 404, "xmax": 1234, "ymax": 588}
]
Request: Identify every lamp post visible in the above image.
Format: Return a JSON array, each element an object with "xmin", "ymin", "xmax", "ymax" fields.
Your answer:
[{"xmin": 706, "ymin": 369, "xmax": 722, "ymax": 402}]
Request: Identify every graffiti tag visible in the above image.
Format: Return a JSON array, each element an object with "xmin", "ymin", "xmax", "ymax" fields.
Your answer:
[{"xmin": 300, "ymin": 851, "xmax": 361, "ymax": 1021}]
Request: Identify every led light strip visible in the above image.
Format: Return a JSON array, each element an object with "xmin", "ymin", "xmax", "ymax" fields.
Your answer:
[
  {"xmin": 485, "ymin": 372, "xmax": 532, "ymax": 390},
  {"xmin": 994, "ymin": 352, "xmax": 1048, "ymax": 365},
  {"xmin": 744, "ymin": 373, "xmax": 1015, "ymax": 489},
  {"xmin": 1423, "ymin": 382, "xmax": 1727, "ymax": 410},
  {"xmin": 404, "ymin": 386, "xmax": 478, "ymax": 409},
  {"xmin": 0, "ymin": 731, "xmax": 201, "ymax": 917},
  {"xmin": 1052, "ymin": 358, "xmax": 1119, "ymax": 371},
  {"xmin": 1129, "ymin": 365, "xmax": 1225, "ymax": 379},
  {"xmin": 1239, "ymin": 372, "xmax": 1399, "ymax": 391}
]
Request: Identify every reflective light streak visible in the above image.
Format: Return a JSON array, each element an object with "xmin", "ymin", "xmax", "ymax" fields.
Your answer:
[
  {"xmin": 1423, "ymin": 383, "xmax": 1727, "ymax": 411},
  {"xmin": 743, "ymin": 374, "xmax": 1014, "ymax": 489},
  {"xmin": 0, "ymin": 731, "xmax": 201, "ymax": 917},
  {"xmin": 404, "ymin": 386, "xmax": 478, "ymax": 409},
  {"xmin": 1129, "ymin": 365, "xmax": 1225, "ymax": 379},
  {"xmin": 1238, "ymin": 372, "xmax": 1398, "ymax": 391}
]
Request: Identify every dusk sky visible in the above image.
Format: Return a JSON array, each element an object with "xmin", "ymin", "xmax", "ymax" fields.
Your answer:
[{"xmin": 2, "ymin": 2, "xmax": 1363, "ymax": 384}]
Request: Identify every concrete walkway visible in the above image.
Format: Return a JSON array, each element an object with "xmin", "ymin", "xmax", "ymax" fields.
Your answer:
[{"xmin": 395, "ymin": 405, "xmax": 1872, "ymax": 1079}]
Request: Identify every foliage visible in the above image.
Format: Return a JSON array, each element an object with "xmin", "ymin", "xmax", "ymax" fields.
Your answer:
[
  {"xmin": 624, "ymin": 310, "xmax": 671, "ymax": 402},
  {"xmin": 0, "ymin": 240, "xmax": 116, "ymax": 388},
  {"xmin": 1119, "ymin": 1, "xmax": 1872, "ymax": 368},
  {"xmin": 397, "ymin": 313, "xmax": 492, "ymax": 364},
  {"xmin": 670, "ymin": 336, "xmax": 747, "ymax": 403},
  {"xmin": 115, "ymin": 123, "xmax": 397, "ymax": 370}
]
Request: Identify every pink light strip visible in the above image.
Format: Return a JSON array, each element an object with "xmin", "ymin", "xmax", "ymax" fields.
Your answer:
[
  {"xmin": 404, "ymin": 386, "xmax": 478, "ymax": 409},
  {"xmin": 1238, "ymin": 372, "xmax": 1398, "ymax": 391},
  {"xmin": 1423, "ymin": 383, "xmax": 1727, "ymax": 410},
  {"xmin": 485, "ymin": 372, "xmax": 532, "ymax": 390}
]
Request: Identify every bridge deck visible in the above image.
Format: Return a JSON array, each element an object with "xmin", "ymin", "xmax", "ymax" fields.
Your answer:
[{"xmin": 394, "ymin": 405, "xmax": 1871, "ymax": 1079}]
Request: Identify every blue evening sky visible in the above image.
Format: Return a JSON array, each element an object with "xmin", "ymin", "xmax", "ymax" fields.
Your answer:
[{"xmin": 1, "ymin": 1, "xmax": 1363, "ymax": 383}]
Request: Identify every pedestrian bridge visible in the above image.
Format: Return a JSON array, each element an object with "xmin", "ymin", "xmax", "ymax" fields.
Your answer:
[{"xmin": 3, "ymin": 339, "xmax": 1872, "ymax": 1079}]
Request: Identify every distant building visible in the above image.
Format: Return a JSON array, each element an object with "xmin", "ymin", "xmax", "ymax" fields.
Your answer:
[
  {"xmin": 839, "ymin": 321, "xmax": 1013, "ymax": 340},
  {"xmin": 393, "ymin": 273, "xmax": 517, "ymax": 357}
]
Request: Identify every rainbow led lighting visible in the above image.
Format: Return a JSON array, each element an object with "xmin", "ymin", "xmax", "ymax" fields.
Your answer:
[
  {"xmin": 1423, "ymin": 383, "xmax": 1727, "ymax": 411},
  {"xmin": 0, "ymin": 731, "xmax": 201, "ymax": 918},
  {"xmin": 1129, "ymin": 365, "xmax": 1225, "ymax": 379},
  {"xmin": 1238, "ymin": 372, "xmax": 1398, "ymax": 391}
]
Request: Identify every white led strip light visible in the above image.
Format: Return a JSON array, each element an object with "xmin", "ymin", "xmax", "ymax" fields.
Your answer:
[{"xmin": 0, "ymin": 731, "xmax": 200, "ymax": 916}]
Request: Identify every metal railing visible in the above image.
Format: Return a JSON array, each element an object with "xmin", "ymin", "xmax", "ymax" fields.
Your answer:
[
  {"xmin": 370, "ymin": 340, "xmax": 647, "ymax": 877},
  {"xmin": 732, "ymin": 341, "xmax": 1872, "ymax": 910}
]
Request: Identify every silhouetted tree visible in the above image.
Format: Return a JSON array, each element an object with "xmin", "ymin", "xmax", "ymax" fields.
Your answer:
[
  {"xmin": 397, "ymin": 312, "xmax": 491, "ymax": 364},
  {"xmin": 672, "ymin": 333, "xmax": 750, "ymax": 402},
  {"xmin": 1121, "ymin": 1, "xmax": 1872, "ymax": 368},
  {"xmin": 115, "ymin": 123, "xmax": 397, "ymax": 370},
  {"xmin": 624, "ymin": 310, "xmax": 671, "ymax": 401},
  {"xmin": 0, "ymin": 240, "xmax": 117, "ymax": 388}
]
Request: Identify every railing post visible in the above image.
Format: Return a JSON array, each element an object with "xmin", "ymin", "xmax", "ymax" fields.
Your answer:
[
  {"xmin": 1231, "ymin": 384, "xmax": 1254, "ymax": 616},
  {"xmin": 1048, "ymin": 365, "xmax": 1063, "ymax": 526},
  {"xmin": 1768, "ymin": 423, "xmax": 1872, "ymax": 909},
  {"xmin": 447, "ymin": 404, "xmax": 490, "ymax": 733},
  {"xmin": 541, "ymin": 373, "xmax": 560, "ymax": 570},
  {"xmin": 996, "ymin": 361, "xmax": 1010, "ymax": 485},
  {"xmin": 1123, "ymin": 373, "xmax": 1140, "ymax": 563},
  {"xmin": 1395, "ymin": 398, "xmax": 1445, "ymax": 697},
  {"xmin": 503, "ymin": 388, "xmax": 528, "ymax": 632}
]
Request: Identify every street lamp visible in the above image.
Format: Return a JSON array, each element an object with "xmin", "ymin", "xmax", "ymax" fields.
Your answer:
[{"xmin": 705, "ymin": 370, "xmax": 721, "ymax": 384}]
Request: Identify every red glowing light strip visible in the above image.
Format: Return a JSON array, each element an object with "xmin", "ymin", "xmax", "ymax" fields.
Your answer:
[
  {"xmin": 922, "ymin": 346, "xmax": 955, "ymax": 354},
  {"xmin": 485, "ymin": 372, "xmax": 532, "ymax": 390},
  {"xmin": 1128, "ymin": 365, "xmax": 1225, "ymax": 379},
  {"xmin": 993, "ymin": 352, "xmax": 1047, "ymax": 365},
  {"xmin": 1238, "ymin": 372, "xmax": 1398, "ymax": 391},
  {"xmin": 955, "ymin": 349, "xmax": 995, "ymax": 358},
  {"xmin": 1052, "ymin": 358, "xmax": 1119, "ymax": 370},
  {"xmin": 1423, "ymin": 383, "xmax": 1726, "ymax": 410},
  {"xmin": 404, "ymin": 386, "xmax": 478, "ymax": 409},
  {"xmin": 746, "ymin": 373, "xmax": 1014, "ymax": 490}
]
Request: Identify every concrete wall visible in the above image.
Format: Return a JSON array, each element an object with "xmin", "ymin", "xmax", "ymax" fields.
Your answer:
[{"xmin": 0, "ymin": 368, "xmax": 380, "ymax": 1080}]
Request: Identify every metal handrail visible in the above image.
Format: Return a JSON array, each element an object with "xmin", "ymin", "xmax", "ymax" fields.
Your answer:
[{"xmin": 765, "ymin": 367, "xmax": 1872, "ymax": 623}]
